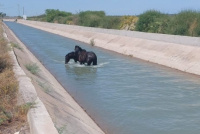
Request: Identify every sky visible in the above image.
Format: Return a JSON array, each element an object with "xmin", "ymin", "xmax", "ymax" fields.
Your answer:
[{"xmin": 1, "ymin": 0, "xmax": 200, "ymax": 16}]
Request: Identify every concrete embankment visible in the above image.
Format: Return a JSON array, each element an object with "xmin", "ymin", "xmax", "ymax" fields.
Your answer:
[{"xmin": 18, "ymin": 20, "xmax": 200, "ymax": 76}]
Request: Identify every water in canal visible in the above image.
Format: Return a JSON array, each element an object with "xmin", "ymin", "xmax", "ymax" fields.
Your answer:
[{"xmin": 5, "ymin": 21, "xmax": 200, "ymax": 134}]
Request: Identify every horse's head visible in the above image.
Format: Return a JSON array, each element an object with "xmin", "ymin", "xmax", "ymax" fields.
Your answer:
[
  {"xmin": 65, "ymin": 52, "xmax": 75, "ymax": 64},
  {"xmin": 65, "ymin": 55, "xmax": 70, "ymax": 64}
]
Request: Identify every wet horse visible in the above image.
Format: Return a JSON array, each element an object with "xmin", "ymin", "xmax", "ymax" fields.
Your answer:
[
  {"xmin": 75, "ymin": 45, "xmax": 97, "ymax": 66},
  {"xmin": 65, "ymin": 51, "xmax": 78, "ymax": 64}
]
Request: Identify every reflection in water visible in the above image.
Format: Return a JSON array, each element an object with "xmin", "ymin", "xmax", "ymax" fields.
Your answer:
[{"xmin": 65, "ymin": 62, "xmax": 97, "ymax": 76}]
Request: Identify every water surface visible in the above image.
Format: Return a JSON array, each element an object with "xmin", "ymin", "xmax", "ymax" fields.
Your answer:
[{"xmin": 5, "ymin": 21, "xmax": 200, "ymax": 134}]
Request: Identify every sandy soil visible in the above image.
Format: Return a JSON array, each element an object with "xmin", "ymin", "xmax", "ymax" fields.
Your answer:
[{"xmin": 3, "ymin": 23, "xmax": 105, "ymax": 134}]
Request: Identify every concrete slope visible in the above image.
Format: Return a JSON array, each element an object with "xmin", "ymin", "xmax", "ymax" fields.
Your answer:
[{"xmin": 18, "ymin": 20, "xmax": 200, "ymax": 76}]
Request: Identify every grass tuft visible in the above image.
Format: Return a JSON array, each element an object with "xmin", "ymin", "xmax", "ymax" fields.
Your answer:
[
  {"xmin": 10, "ymin": 42, "xmax": 23, "ymax": 51},
  {"xmin": 25, "ymin": 63, "xmax": 40, "ymax": 75},
  {"xmin": 55, "ymin": 124, "xmax": 66, "ymax": 134},
  {"xmin": 14, "ymin": 102, "xmax": 35, "ymax": 121},
  {"xmin": 37, "ymin": 80, "xmax": 52, "ymax": 93}
]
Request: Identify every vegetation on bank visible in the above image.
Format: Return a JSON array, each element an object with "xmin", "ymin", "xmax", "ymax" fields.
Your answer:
[
  {"xmin": 135, "ymin": 10, "xmax": 200, "ymax": 36},
  {"xmin": 28, "ymin": 9, "xmax": 124, "ymax": 29},
  {"xmin": 28, "ymin": 9, "xmax": 200, "ymax": 37},
  {"xmin": 0, "ymin": 22, "xmax": 32, "ymax": 132}
]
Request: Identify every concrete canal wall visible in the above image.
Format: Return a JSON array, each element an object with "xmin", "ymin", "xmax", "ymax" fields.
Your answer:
[{"xmin": 18, "ymin": 20, "xmax": 200, "ymax": 76}]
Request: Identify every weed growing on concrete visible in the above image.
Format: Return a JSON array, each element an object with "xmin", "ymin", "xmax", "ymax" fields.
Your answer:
[
  {"xmin": 55, "ymin": 125, "xmax": 66, "ymax": 134},
  {"xmin": 25, "ymin": 63, "xmax": 40, "ymax": 75},
  {"xmin": 10, "ymin": 42, "xmax": 23, "ymax": 51},
  {"xmin": 90, "ymin": 38, "xmax": 95, "ymax": 46},
  {"xmin": 37, "ymin": 80, "xmax": 51, "ymax": 93}
]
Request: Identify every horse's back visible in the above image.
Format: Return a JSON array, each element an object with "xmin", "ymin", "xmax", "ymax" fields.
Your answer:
[
  {"xmin": 79, "ymin": 51, "xmax": 87, "ymax": 63},
  {"xmin": 87, "ymin": 51, "xmax": 97, "ymax": 58}
]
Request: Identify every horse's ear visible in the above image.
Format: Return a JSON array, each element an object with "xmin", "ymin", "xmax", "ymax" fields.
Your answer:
[{"xmin": 79, "ymin": 46, "xmax": 82, "ymax": 50}]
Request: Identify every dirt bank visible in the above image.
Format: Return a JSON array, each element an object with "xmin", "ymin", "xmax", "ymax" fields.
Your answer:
[
  {"xmin": 4, "ymin": 21, "xmax": 105, "ymax": 134},
  {"xmin": 17, "ymin": 19, "xmax": 200, "ymax": 76}
]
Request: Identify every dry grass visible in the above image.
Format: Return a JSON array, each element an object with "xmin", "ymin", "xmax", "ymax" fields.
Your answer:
[
  {"xmin": 0, "ymin": 38, "xmax": 9, "ymax": 54},
  {"xmin": 0, "ymin": 53, "xmax": 12, "ymax": 73},
  {"xmin": 0, "ymin": 69, "xmax": 18, "ymax": 125},
  {"xmin": 0, "ymin": 22, "xmax": 31, "ymax": 133}
]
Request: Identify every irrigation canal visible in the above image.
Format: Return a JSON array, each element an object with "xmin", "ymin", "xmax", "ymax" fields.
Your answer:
[{"xmin": 5, "ymin": 21, "xmax": 200, "ymax": 134}]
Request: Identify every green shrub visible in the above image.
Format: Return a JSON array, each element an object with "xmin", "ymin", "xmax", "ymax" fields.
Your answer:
[
  {"xmin": 45, "ymin": 9, "xmax": 72, "ymax": 22},
  {"xmin": 194, "ymin": 24, "xmax": 200, "ymax": 36},
  {"xmin": 135, "ymin": 10, "xmax": 200, "ymax": 36},
  {"xmin": 169, "ymin": 10, "xmax": 200, "ymax": 36},
  {"xmin": 78, "ymin": 11, "xmax": 106, "ymax": 27},
  {"xmin": 29, "ymin": 9, "xmax": 200, "ymax": 37},
  {"xmin": 103, "ymin": 16, "xmax": 121, "ymax": 29},
  {"xmin": 135, "ymin": 10, "xmax": 169, "ymax": 33}
]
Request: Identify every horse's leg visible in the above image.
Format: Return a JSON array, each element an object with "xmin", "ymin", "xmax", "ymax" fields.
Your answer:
[
  {"xmin": 93, "ymin": 57, "xmax": 97, "ymax": 65},
  {"xmin": 87, "ymin": 59, "xmax": 92, "ymax": 66}
]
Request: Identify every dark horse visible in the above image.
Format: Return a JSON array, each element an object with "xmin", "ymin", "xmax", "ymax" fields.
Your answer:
[
  {"xmin": 75, "ymin": 45, "xmax": 97, "ymax": 65},
  {"xmin": 65, "ymin": 51, "xmax": 78, "ymax": 64}
]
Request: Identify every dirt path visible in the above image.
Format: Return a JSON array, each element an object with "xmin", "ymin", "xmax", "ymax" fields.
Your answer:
[{"xmin": 3, "ymin": 23, "xmax": 105, "ymax": 134}]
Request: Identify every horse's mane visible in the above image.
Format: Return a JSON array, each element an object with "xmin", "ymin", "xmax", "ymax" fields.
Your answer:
[{"xmin": 75, "ymin": 45, "xmax": 83, "ymax": 51}]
